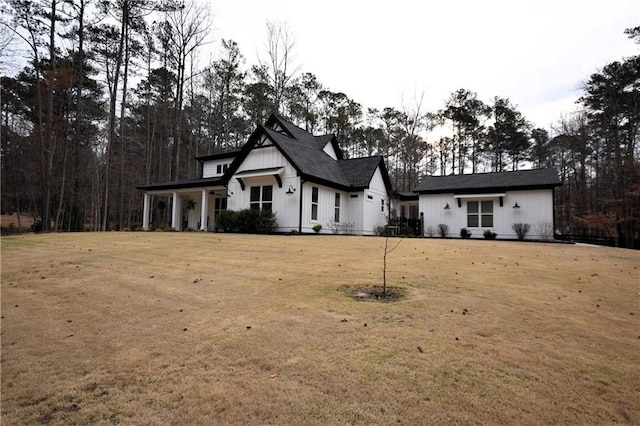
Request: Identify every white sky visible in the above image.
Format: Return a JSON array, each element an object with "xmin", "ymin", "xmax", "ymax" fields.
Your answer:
[{"xmin": 209, "ymin": 0, "xmax": 638, "ymax": 130}]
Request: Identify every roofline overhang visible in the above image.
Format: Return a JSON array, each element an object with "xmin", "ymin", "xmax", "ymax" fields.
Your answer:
[
  {"xmin": 136, "ymin": 178, "xmax": 226, "ymax": 192},
  {"xmin": 415, "ymin": 183, "xmax": 561, "ymax": 194}
]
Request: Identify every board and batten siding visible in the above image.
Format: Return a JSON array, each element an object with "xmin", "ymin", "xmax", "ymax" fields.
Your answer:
[
  {"xmin": 226, "ymin": 145, "xmax": 301, "ymax": 233},
  {"xmin": 202, "ymin": 158, "xmax": 234, "ymax": 178},
  {"xmin": 419, "ymin": 189, "xmax": 555, "ymax": 239},
  {"xmin": 361, "ymin": 167, "xmax": 389, "ymax": 235}
]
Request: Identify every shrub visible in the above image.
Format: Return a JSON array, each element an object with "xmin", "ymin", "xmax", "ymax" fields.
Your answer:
[
  {"xmin": 460, "ymin": 228, "xmax": 472, "ymax": 238},
  {"xmin": 483, "ymin": 229, "xmax": 497, "ymax": 239},
  {"xmin": 425, "ymin": 226, "xmax": 435, "ymax": 238},
  {"xmin": 313, "ymin": 224, "xmax": 323, "ymax": 234},
  {"xmin": 183, "ymin": 227, "xmax": 196, "ymax": 232},
  {"xmin": 536, "ymin": 221, "xmax": 554, "ymax": 241},
  {"xmin": 215, "ymin": 210, "xmax": 237, "ymax": 232},
  {"xmin": 218, "ymin": 209, "xmax": 278, "ymax": 234},
  {"xmin": 400, "ymin": 226, "xmax": 415, "ymax": 236},
  {"xmin": 512, "ymin": 223, "xmax": 530, "ymax": 240},
  {"xmin": 255, "ymin": 210, "xmax": 278, "ymax": 233},
  {"xmin": 32, "ymin": 221, "xmax": 43, "ymax": 233},
  {"xmin": 437, "ymin": 224, "xmax": 449, "ymax": 238}
]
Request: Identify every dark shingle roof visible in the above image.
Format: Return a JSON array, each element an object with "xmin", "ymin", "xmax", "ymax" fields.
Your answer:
[
  {"xmin": 257, "ymin": 116, "xmax": 390, "ymax": 192},
  {"xmin": 136, "ymin": 176, "xmax": 224, "ymax": 191},
  {"xmin": 413, "ymin": 168, "xmax": 561, "ymax": 194},
  {"xmin": 339, "ymin": 156, "xmax": 385, "ymax": 188}
]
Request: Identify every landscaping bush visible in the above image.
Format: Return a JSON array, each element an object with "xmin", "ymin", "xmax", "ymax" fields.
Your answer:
[
  {"xmin": 217, "ymin": 209, "xmax": 278, "ymax": 233},
  {"xmin": 460, "ymin": 228, "xmax": 472, "ymax": 238},
  {"xmin": 438, "ymin": 224, "xmax": 449, "ymax": 238},
  {"xmin": 483, "ymin": 229, "xmax": 497, "ymax": 239},
  {"xmin": 536, "ymin": 221, "xmax": 554, "ymax": 241},
  {"xmin": 512, "ymin": 223, "xmax": 530, "ymax": 240},
  {"xmin": 255, "ymin": 210, "xmax": 278, "ymax": 233},
  {"xmin": 313, "ymin": 224, "xmax": 323, "ymax": 234},
  {"xmin": 215, "ymin": 210, "xmax": 237, "ymax": 232},
  {"xmin": 425, "ymin": 226, "xmax": 435, "ymax": 238}
]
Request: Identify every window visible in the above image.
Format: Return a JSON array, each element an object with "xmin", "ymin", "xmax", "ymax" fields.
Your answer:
[
  {"xmin": 216, "ymin": 164, "xmax": 222, "ymax": 174},
  {"xmin": 367, "ymin": 195, "xmax": 373, "ymax": 200},
  {"xmin": 409, "ymin": 205, "xmax": 419, "ymax": 219},
  {"xmin": 311, "ymin": 187, "xmax": 319, "ymax": 220},
  {"xmin": 350, "ymin": 194, "xmax": 358, "ymax": 198},
  {"xmin": 381, "ymin": 198, "xmax": 385, "ymax": 212},
  {"xmin": 250, "ymin": 185, "xmax": 273, "ymax": 211},
  {"xmin": 215, "ymin": 197, "xmax": 227, "ymax": 215},
  {"xmin": 467, "ymin": 200, "xmax": 493, "ymax": 227},
  {"xmin": 334, "ymin": 193, "xmax": 341, "ymax": 222},
  {"xmin": 222, "ymin": 164, "xmax": 228, "ymax": 173}
]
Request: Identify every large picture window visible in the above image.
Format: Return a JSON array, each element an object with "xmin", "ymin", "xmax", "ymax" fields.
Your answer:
[
  {"xmin": 334, "ymin": 193, "xmax": 341, "ymax": 222},
  {"xmin": 311, "ymin": 187, "xmax": 319, "ymax": 220},
  {"xmin": 467, "ymin": 200, "xmax": 493, "ymax": 227},
  {"xmin": 250, "ymin": 185, "xmax": 273, "ymax": 211}
]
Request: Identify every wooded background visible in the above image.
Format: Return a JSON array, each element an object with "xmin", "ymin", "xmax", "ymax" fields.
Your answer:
[{"xmin": 1, "ymin": 1, "xmax": 638, "ymax": 247}]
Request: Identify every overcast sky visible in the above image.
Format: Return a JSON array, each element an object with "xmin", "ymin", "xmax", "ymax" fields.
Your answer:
[{"xmin": 209, "ymin": 0, "xmax": 638, "ymax": 131}]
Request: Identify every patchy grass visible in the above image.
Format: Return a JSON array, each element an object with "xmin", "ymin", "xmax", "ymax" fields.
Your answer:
[{"xmin": 1, "ymin": 233, "xmax": 639, "ymax": 425}]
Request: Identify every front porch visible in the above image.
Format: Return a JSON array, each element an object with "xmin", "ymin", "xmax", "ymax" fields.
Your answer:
[{"xmin": 141, "ymin": 187, "xmax": 228, "ymax": 231}]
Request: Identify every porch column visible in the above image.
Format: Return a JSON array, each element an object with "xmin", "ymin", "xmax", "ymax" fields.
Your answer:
[
  {"xmin": 200, "ymin": 190, "xmax": 209, "ymax": 231},
  {"xmin": 171, "ymin": 192, "xmax": 181, "ymax": 231},
  {"xmin": 142, "ymin": 193, "xmax": 150, "ymax": 230}
]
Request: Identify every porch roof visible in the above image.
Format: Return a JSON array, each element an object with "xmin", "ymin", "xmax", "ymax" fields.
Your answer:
[{"xmin": 136, "ymin": 176, "xmax": 225, "ymax": 191}]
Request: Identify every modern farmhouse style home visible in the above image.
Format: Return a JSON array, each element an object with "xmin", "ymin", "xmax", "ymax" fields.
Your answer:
[
  {"xmin": 137, "ymin": 115, "xmax": 392, "ymax": 235},
  {"xmin": 411, "ymin": 168, "xmax": 562, "ymax": 239}
]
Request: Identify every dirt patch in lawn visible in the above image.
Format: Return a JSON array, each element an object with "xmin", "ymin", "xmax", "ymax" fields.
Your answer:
[{"xmin": 344, "ymin": 285, "xmax": 406, "ymax": 302}]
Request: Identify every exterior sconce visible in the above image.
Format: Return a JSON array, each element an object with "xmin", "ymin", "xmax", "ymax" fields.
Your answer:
[
  {"xmin": 444, "ymin": 203, "xmax": 450, "ymax": 210},
  {"xmin": 513, "ymin": 202, "xmax": 520, "ymax": 209},
  {"xmin": 285, "ymin": 185, "xmax": 296, "ymax": 196}
]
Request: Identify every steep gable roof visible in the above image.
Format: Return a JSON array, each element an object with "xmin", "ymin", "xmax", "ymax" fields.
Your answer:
[
  {"xmin": 414, "ymin": 168, "xmax": 561, "ymax": 194},
  {"xmin": 229, "ymin": 115, "xmax": 391, "ymax": 193}
]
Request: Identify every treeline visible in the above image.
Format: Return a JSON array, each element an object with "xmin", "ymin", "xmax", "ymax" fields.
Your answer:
[{"xmin": 0, "ymin": 1, "xmax": 638, "ymax": 246}]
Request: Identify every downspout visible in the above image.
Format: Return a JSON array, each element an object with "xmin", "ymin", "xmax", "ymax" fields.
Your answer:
[
  {"xmin": 298, "ymin": 179, "xmax": 305, "ymax": 233},
  {"xmin": 552, "ymin": 187, "xmax": 557, "ymax": 240}
]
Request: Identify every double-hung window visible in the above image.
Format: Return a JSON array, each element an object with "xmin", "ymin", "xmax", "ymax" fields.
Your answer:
[
  {"xmin": 250, "ymin": 185, "xmax": 273, "ymax": 211},
  {"xmin": 334, "ymin": 193, "xmax": 341, "ymax": 222},
  {"xmin": 311, "ymin": 187, "xmax": 319, "ymax": 220},
  {"xmin": 467, "ymin": 200, "xmax": 493, "ymax": 227}
]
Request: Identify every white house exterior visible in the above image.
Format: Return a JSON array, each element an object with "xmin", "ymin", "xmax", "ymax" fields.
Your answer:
[
  {"xmin": 137, "ymin": 115, "xmax": 392, "ymax": 235},
  {"xmin": 413, "ymin": 169, "xmax": 561, "ymax": 239}
]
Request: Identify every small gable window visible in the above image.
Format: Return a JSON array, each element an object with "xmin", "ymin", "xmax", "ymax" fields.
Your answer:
[
  {"xmin": 311, "ymin": 187, "xmax": 319, "ymax": 220},
  {"xmin": 334, "ymin": 193, "xmax": 341, "ymax": 222},
  {"xmin": 250, "ymin": 185, "xmax": 273, "ymax": 211},
  {"xmin": 381, "ymin": 198, "xmax": 385, "ymax": 212}
]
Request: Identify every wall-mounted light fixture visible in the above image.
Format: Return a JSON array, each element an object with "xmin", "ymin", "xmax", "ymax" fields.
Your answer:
[
  {"xmin": 513, "ymin": 202, "xmax": 520, "ymax": 209},
  {"xmin": 285, "ymin": 185, "xmax": 296, "ymax": 196},
  {"xmin": 444, "ymin": 203, "xmax": 450, "ymax": 210}
]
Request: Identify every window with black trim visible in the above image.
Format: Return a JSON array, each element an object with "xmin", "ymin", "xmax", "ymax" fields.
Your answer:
[
  {"xmin": 334, "ymin": 193, "xmax": 341, "ymax": 222},
  {"xmin": 250, "ymin": 185, "xmax": 273, "ymax": 211},
  {"xmin": 215, "ymin": 197, "xmax": 227, "ymax": 214},
  {"xmin": 311, "ymin": 187, "xmax": 318, "ymax": 220},
  {"xmin": 381, "ymin": 198, "xmax": 385, "ymax": 212},
  {"xmin": 467, "ymin": 200, "xmax": 493, "ymax": 227}
]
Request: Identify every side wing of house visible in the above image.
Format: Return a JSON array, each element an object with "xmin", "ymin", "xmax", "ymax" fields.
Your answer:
[
  {"xmin": 420, "ymin": 188, "xmax": 555, "ymax": 239},
  {"xmin": 415, "ymin": 169, "xmax": 561, "ymax": 239}
]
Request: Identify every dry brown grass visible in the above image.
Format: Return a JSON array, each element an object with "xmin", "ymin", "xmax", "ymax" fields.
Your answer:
[{"xmin": 1, "ymin": 233, "xmax": 639, "ymax": 425}]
